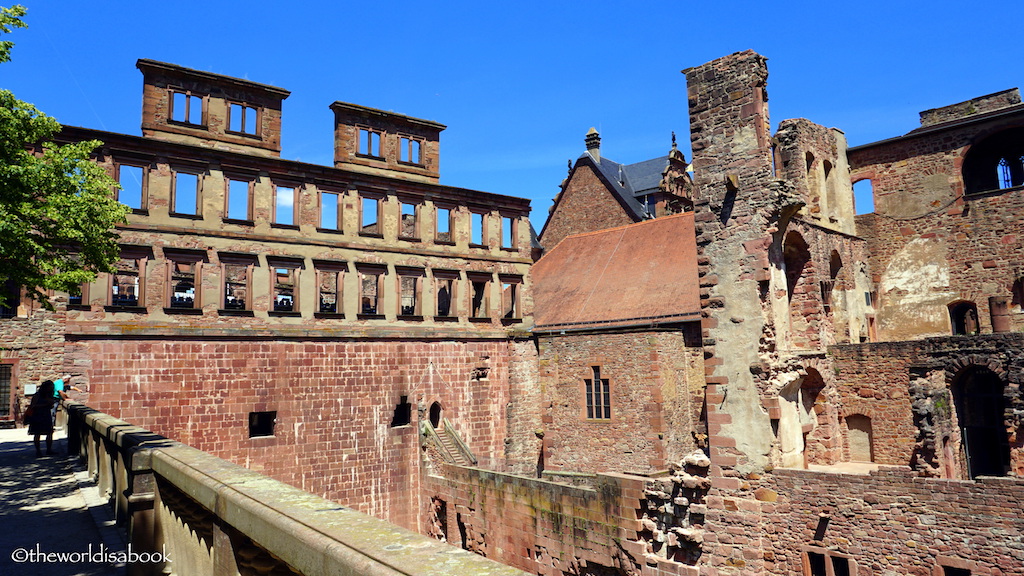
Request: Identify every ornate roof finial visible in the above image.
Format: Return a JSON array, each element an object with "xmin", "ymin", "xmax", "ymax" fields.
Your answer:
[{"xmin": 671, "ymin": 131, "xmax": 677, "ymax": 149}]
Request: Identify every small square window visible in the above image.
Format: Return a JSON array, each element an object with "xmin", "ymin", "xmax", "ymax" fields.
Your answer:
[
  {"xmin": 275, "ymin": 185, "xmax": 296, "ymax": 225},
  {"xmin": 248, "ymin": 411, "xmax": 276, "ymax": 438},
  {"xmin": 172, "ymin": 171, "xmax": 201, "ymax": 216},
  {"xmin": 225, "ymin": 178, "xmax": 252, "ymax": 221},
  {"xmin": 229, "ymin": 103, "xmax": 258, "ymax": 135},
  {"xmin": 117, "ymin": 164, "xmax": 146, "ymax": 211},
  {"xmin": 320, "ymin": 191, "xmax": 340, "ymax": 231},
  {"xmin": 358, "ymin": 128, "xmax": 382, "ymax": 158},
  {"xmin": 171, "ymin": 91, "xmax": 203, "ymax": 125}
]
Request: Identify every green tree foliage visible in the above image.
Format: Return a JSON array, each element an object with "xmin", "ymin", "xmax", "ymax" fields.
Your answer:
[{"xmin": 0, "ymin": 5, "xmax": 128, "ymax": 309}]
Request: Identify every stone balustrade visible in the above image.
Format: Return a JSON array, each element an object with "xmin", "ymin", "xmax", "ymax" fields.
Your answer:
[{"xmin": 64, "ymin": 400, "xmax": 528, "ymax": 576}]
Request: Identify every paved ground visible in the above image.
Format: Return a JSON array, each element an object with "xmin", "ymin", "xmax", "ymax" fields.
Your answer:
[{"xmin": 0, "ymin": 425, "xmax": 126, "ymax": 576}]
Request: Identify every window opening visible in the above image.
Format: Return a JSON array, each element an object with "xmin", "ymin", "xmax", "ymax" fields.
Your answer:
[
  {"xmin": 390, "ymin": 396, "xmax": 412, "ymax": 427},
  {"xmin": 400, "ymin": 202, "xmax": 418, "ymax": 239},
  {"xmin": 320, "ymin": 191, "xmax": 340, "ymax": 231},
  {"xmin": 585, "ymin": 366, "xmax": 611, "ymax": 420},
  {"xmin": 0, "ymin": 364, "xmax": 11, "ymax": 418},
  {"xmin": 359, "ymin": 267, "xmax": 385, "ymax": 316},
  {"xmin": 852, "ymin": 179, "xmax": 874, "ymax": 215},
  {"xmin": 400, "ymin": 137, "xmax": 422, "ymax": 164},
  {"xmin": 963, "ymin": 127, "xmax": 1024, "ymax": 193},
  {"xmin": 275, "ymin": 186, "xmax": 295, "ymax": 225},
  {"xmin": 436, "ymin": 207, "xmax": 452, "ymax": 242},
  {"xmin": 471, "ymin": 212, "xmax": 484, "ymax": 245},
  {"xmin": 358, "ymin": 128, "xmax": 382, "ymax": 157},
  {"xmin": 998, "ymin": 157, "xmax": 1013, "ymax": 189},
  {"xmin": 470, "ymin": 278, "xmax": 488, "ymax": 318},
  {"xmin": 172, "ymin": 171, "xmax": 200, "ymax": 216},
  {"xmin": 171, "ymin": 91, "xmax": 203, "ymax": 125},
  {"xmin": 806, "ymin": 551, "xmax": 827, "ymax": 576},
  {"xmin": 229, "ymin": 103, "xmax": 258, "ymax": 135},
  {"xmin": 846, "ymin": 414, "xmax": 874, "ymax": 462},
  {"xmin": 226, "ymin": 179, "xmax": 251, "ymax": 221},
  {"xmin": 248, "ymin": 411, "xmax": 276, "ymax": 438},
  {"xmin": 501, "ymin": 216, "xmax": 515, "ymax": 248},
  {"xmin": 168, "ymin": 260, "xmax": 199, "ymax": 309},
  {"xmin": 317, "ymin": 268, "xmax": 341, "ymax": 314},
  {"xmin": 399, "ymin": 273, "xmax": 421, "ymax": 316},
  {"xmin": 949, "ymin": 301, "xmax": 979, "ymax": 336},
  {"xmin": 435, "ymin": 275, "xmax": 456, "ymax": 317},
  {"xmin": 0, "ymin": 281, "xmax": 20, "ymax": 318},
  {"xmin": 831, "ymin": 557, "xmax": 850, "ymax": 576},
  {"xmin": 429, "ymin": 402, "xmax": 442, "ymax": 428},
  {"xmin": 502, "ymin": 281, "xmax": 519, "ymax": 319},
  {"xmin": 943, "ymin": 568, "xmax": 971, "ymax": 576},
  {"xmin": 272, "ymin": 267, "xmax": 297, "ymax": 312},
  {"xmin": 118, "ymin": 165, "xmax": 145, "ymax": 210},
  {"xmin": 68, "ymin": 282, "xmax": 89, "ymax": 308},
  {"xmin": 222, "ymin": 262, "xmax": 250, "ymax": 311},
  {"xmin": 361, "ymin": 196, "xmax": 380, "ymax": 235},
  {"xmin": 111, "ymin": 256, "xmax": 142, "ymax": 307}
]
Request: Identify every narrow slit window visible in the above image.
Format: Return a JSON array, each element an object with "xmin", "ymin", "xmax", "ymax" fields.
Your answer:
[
  {"xmin": 118, "ymin": 165, "xmax": 145, "ymax": 210},
  {"xmin": 226, "ymin": 179, "xmax": 251, "ymax": 221},
  {"xmin": 998, "ymin": 157, "xmax": 1013, "ymax": 189},
  {"xmin": 275, "ymin": 186, "xmax": 295, "ymax": 225}
]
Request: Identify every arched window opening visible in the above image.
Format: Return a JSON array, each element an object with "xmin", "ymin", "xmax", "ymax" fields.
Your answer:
[
  {"xmin": 852, "ymin": 179, "xmax": 874, "ymax": 215},
  {"xmin": 963, "ymin": 127, "xmax": 1024, "ymax": 194},
  {"xmin": 821, "ymin": 251, "xmax": 843, "ymax": 313},
  {"xmin": 783, "ymin": 231, "xmax": 811, "ymax": 302},
  {"xmin": 429, "ymin": 401, "xmax": 443, "ymax": 429},
  {"xmin": 948, "ymin": 301, "xmax": 979, "ymax": 335},
  {"xmin": 951, "ymin": 367, "xmax": 1009, "ymax": 478},
  {"xmin": 846, "ymin": 414, "xmax": 874, "ymax": 462},
  {"xmin": 805, "ymin": 151, "xmax": 815, "ymax": 173}
]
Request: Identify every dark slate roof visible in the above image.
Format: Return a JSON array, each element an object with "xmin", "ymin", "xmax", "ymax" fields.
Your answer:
[
  {"xmin": 532, "ymin": 213, "xmax": 700, "ymax": 332},
  {"xmin": 622, "ymin": 156, "xmax": 670, "ymax": 196}
]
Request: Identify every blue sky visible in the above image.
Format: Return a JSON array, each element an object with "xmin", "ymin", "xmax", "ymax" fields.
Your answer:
[{"xmin": 4, "ymin": 1, "xmax": 1024, "ymax": 225}]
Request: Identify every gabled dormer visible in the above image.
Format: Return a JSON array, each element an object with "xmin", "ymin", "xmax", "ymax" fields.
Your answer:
[
  {"xmin": 137, "ymin": 59, "xmax": 290, "ymax": 157},
  {"xmin": 330, "ymin": 102, "xmax": 444, "ymax": 183}
]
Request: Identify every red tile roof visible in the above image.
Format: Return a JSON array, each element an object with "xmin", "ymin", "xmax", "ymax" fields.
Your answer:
[{"xmin": 532, "ymin": 213, "xmax": 700, "ymax": 332}]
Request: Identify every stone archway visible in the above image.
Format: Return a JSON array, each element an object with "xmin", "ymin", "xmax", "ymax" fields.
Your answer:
[{"xmin": 951, "ymin": 366, "xmax": 1010, "ymax": 478}]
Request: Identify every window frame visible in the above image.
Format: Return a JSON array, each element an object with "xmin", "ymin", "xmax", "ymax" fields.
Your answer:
[
  {"xmin": 267, "ymin": 257, "xmax": 304, "ymax": 316},
  {"xmin": 435, "ymin": 204, "xmax": 455, "ymax": 245},
  {"xmin": 318, "ymin": 189, "xmax": 343, "ymax": 233},
  {"xmin": 171, "ymin": 167, "xmax": 203, "ymax": 218},
  {"xmin": 469, "ymin": 211, "xmax": 487, "ymax": 247},
  {"xmin": 499, "ymin": 274, "xmax": 523, "ymax": 322},
  {"xmin": 359, "ymin": 192, "xmax": 384, "ymax": 238},
  {"xmin": 218, "ymin": 253, "xmax": 258, "ymax": 316},
  {"xmin": 398, "ymin": 199, "xmax": 420, "ymax": 241},
  {"xmin": 396, "ymin": 267, "xmax": 425, "ymax": 320},
  {"xmin": 398, "ymin": 136, "xmax": 424, "ymax": 165},
  {"xmin": 107, "ymin": 249, "xmax": 149, "ymax": 311},
  {"xmin": 163, "ymin": 249, "xmax": 206, "ymax": 314},
  {"xmin": 583, "ymin": 365, "xmax": 611, "ymax": 421},
  {"xmin": 272, "ymin": 183, "xmax": 299, "ymax": 228},
  {"xmin": 115, "ymin": 162, "xmax": 148, "ymax": 213},
  {"xmin": 500, "ymin": 214, "xmax": 518, "ymax": 250},
  {"xmin": 313, "ymin": 260, "xmax": 346, "ymax": 317},
  {"xmin": 227, "ymin": 102, "xmax": 260, "ymax": 137},
  {"xmin": 467, "ymin": 272, "xmax": 491, "ymax": 321},
  {"xmin": 433, "ymin": 269, "xmax": 459, "ymax": 320},
  {"xmin": 223, "ymin": 175, "xmax": 255, "ymax": 223},
  {"xmin": 169, "ymin": 89, "xmax": 206, "ymax": 127},
  {"xmin": 356, "ymin": 264, "xmax": 388, "ymax": 319},
  {"xmin": 357, "ymin": 127, "xmax": 383, "ymax": 159}
]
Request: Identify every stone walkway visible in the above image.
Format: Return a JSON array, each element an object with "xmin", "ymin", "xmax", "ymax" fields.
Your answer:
[{"xmin": 0, "ymin": 425, "xmax": 126, "ymax": 576}]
